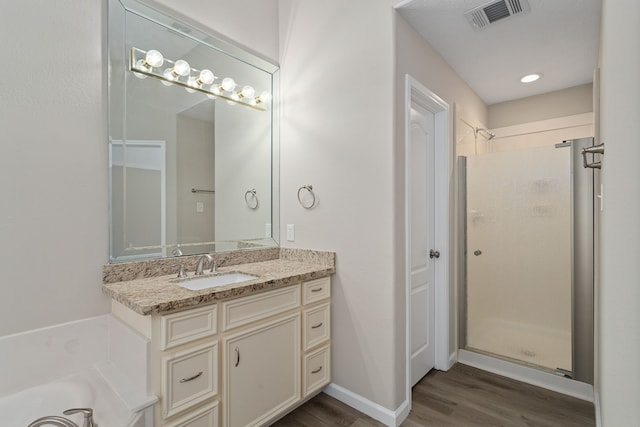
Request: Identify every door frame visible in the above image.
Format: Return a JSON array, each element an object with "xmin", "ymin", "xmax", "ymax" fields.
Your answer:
[{"xmin": 404, "ymin": 74, "xmax": 451, "ymax": 405}]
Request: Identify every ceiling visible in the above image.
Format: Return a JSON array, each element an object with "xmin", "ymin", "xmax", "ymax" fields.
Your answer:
[{"xmin": 395, "ymin": 0, "xmax": 602, "ymax": 105}]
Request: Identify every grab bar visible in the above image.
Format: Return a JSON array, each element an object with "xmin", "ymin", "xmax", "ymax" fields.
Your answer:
[{"xmin": 191, "ymin": 188, "xmax": 215, "ymax": 194}]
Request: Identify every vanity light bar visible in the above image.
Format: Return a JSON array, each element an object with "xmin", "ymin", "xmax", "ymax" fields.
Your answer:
[{"xmin": 129, "ymin": 47, "xmax": 272, "ymax": 112}]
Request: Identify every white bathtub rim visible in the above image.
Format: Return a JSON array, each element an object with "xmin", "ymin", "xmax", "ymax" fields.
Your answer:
[{"xmin": 0, "ymin": 367, "xmax": 155, "ymax": 427}]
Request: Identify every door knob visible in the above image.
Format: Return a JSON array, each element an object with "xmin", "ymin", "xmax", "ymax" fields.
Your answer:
[{"xmin": 429, "ymin": 249, "xmax": 440, "ymax": 259}]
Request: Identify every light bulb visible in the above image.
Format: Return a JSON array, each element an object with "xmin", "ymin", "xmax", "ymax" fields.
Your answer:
[
  {"xmin": 198, "ymin": 69, "xmax": 215, "ymax": 85},
  {"xmin": 210, "ymin": 86, "xmax": 221, "ymax": 96},
  {"xmin": 256, "ymin": 91, "xmax": 272, "ymax": 103},
  {"xmin": 221, "ymin": 77, "xmax": 236, "ymax": 92},
  {"xmin": 133, "ymin": 59, "xmax": 149, "ymax": 79},
  {"xmin": 240, "ymin": 85, "xmax": 255, "ymax": 99},
  {"xmin": 230, "ymin": 92, "xmax": 240, "ymax": 101},
  {"xmin": 173, "ymin": 60, "xmax": 190, "ymax": 77},
  {"xmin": 163, "ymin": 68, "xmax": 175, "ymax": 81},
  {"xmin": 145, "ymin": 50, "xmax": 164, "ymax": 68},
  {"xmin": 185, "ymin": 76, "xmax": 197, "ymax": 92},
  {"xmin": 248, "ymin": 98, "xmax": 257, "ymax": 106}
]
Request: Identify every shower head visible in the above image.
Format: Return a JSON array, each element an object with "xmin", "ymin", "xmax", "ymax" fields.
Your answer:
[{"xmin": 476, "ymin": 127, "xmax": 496, "ymax": 140}]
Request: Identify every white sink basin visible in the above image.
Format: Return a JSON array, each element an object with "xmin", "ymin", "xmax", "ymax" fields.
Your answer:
[{"xmin": 175, "ymin": 272, "xmax": 258, "ymax": 291}]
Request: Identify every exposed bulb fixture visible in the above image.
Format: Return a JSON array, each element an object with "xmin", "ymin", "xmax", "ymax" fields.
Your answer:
[
  {"xmin": 198, "ymin": 69, "xmax": 215, "ymax": 85},
  {"xmin": 221, "ymin": 77, "xmax": 237, "ymax": 92},
  {"xmin": 256, "ymin": 91, "xmax": 272, "ymax": 104},
  {"xmin": 240, "ymin": 85, "xmax": 255, "ymax": 99},
  {"xmin": 129, "ymin": 47, "xmax": 269, "ymax": 111},
  {"xmin": 173, "ymin": 60, "xmax": 191, "ymax": 77},
  {"xmin": 145, "ymin": 50, "xmax": 164, "ymax": 68},
  {"xmin": 520, "ymin": 73, "xmax": 542, "ymax": 83}
]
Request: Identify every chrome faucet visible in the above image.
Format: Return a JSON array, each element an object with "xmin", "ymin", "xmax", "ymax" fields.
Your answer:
[
  {"xmin": 63, "ymin": 408, "xmax": 97, "ymax": 427},
  {"xmin": 194, "ymin": 254, "xmax": 214, "ymax": 275},
  {"xmin": 27, "ymin": 416, "xmax": 79, "ymax": 427}
]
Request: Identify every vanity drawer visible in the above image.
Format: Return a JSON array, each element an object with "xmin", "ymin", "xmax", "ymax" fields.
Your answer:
[
  {"xmin": 162, "ymin": 342, "xmax": 218, "ymax": 419},
  {"xmin": 163, "ymin": 401, "xmax": 219, "ymax": 427},
  {"xmin": 303, "ymin": 303, "xmax": 331, "ymax": 351},
  {"xmin": 302, "ymin": 277, "xmax": 331, "ymax": 305},
  {"xmin": 303, "ymin": 345, "xmax": 331, "ymax": 397},
  {"xmin": 221, "ymin": 285, "xmax": 300, "ymax": 331},
  {"xmin": 161, "ymin": 305, "xmax": 217, "ymax": 350}
]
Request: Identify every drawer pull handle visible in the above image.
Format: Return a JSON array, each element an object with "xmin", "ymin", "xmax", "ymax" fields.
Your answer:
[
  {"xmin": 235, "ymin": 347, "xmax": 240, "ymax": 367},
  {"xmin": 311, "ymin": 366, "xmax": 323, "ymax": 374},
  {"xmin": 311, "ymin": 322, "xmax": 323, "ymax": 329},
  {"xmin": 179, "ymin": 371, "xmax": 203, "ymax": 383},
  {"xmin": 311, "ymin": 288, "xmax": 323, "ymax": 293}
]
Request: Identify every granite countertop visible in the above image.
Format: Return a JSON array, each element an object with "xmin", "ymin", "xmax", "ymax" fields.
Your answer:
[{"xmin": 102, "ymin": 255, "xmax": 335, "ymax": 316}]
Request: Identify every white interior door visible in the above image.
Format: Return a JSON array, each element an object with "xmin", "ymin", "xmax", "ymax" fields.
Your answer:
[{"xmin": 409, "ymin": 102, "xmax": 436, "ymax": 386}]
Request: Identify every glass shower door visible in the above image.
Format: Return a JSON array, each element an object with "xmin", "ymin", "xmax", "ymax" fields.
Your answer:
[{"xmin": 465, "ymin": 145, "xmax": 572, "ymax": 372}]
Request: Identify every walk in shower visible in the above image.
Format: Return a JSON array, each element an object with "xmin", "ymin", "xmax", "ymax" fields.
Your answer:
[{"xmin": 458, "ymin": 137, "xmax": 595, "ymax": 384}]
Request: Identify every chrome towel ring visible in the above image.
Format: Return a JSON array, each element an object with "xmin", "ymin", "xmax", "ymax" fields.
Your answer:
[
  {"xmin": 245, "ymin": 189, "xmax": 259, "ymax": 209},
  {"xmin": 297, "ymin": 185, "xmax": 316, "ymax": 209}
]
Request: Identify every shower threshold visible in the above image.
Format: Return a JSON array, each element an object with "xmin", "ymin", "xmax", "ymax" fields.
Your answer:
[{"xmin": 457, "ymin": 348, "xmax": 593, "ymax": 401}]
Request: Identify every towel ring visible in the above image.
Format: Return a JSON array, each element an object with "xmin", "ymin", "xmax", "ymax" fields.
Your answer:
[
  {"xmin": 245, "ymin": 189, "xmax": 259, "ymax": 209},
  {"xmin": 297, "ymin": 185, "xmax": 316, "ymax": 209}
]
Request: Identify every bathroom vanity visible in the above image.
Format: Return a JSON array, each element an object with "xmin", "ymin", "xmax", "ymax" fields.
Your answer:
[{"xmin": 103, "ymin": 249, "xmax": 334, "ymax": 427}]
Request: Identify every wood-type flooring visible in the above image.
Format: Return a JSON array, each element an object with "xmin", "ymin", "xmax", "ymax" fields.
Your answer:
[{"xmin": 271, "ymin": 363, "xmax": 595, "ymax": 427}]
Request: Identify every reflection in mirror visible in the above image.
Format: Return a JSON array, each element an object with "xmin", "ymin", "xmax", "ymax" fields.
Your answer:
[{"xmin": 108, "ymin": 0, "xmax": 279, "ymax": 262}]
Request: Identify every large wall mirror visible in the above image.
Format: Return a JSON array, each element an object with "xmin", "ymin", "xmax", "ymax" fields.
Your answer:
[{"xmin": 108, "ymin": 0, "xmax": 280, "ymax": 262}]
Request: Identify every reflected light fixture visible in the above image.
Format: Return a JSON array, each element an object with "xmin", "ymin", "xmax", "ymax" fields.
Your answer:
[
  {"xmin": 129, "ymin": 47, "xmax": 271, "ymax": 111},
  {"xmin": 520, "ymin": 73, "xmax": 542, "ymax": 83}
]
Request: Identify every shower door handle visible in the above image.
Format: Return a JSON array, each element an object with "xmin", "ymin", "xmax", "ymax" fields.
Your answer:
[{"xmin": 429, "ymin": 249, "xmax": 440, "ymax": 259}]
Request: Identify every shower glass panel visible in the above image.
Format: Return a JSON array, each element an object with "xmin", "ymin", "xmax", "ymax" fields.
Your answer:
[{"xmin": 465, "ymin": 145, "xmax": 572, "ymax": 372}]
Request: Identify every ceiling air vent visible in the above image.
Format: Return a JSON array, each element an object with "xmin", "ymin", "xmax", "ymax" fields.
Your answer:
[{"xmin": 464, "ymin": 0, "xmax": 531, "ymax": 31}]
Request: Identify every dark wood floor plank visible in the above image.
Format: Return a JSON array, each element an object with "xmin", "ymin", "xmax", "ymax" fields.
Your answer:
[{"xmin": 271, "ymin": 363, "xmax": 595, "ymax": 427}]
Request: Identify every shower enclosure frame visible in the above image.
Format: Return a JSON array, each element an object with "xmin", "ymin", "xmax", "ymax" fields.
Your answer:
[{"xmin": 458, "ymin": 137, "xmax": 595, "ymax": 385}]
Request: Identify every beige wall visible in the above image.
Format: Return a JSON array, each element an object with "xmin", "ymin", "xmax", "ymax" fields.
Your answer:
[
  {"xmin": 278, "ymin": 0, "xmax": 399, "ymax": 410},
  {"xmin": 490, "ymin": 113, "xmax": 593, "ymax": 153},
  {"xmin": 598, "ymin": 0, "xmax": 640, "ymax": 424},
  {"xmin": 154, "ymin": 0, "xmax": 280, "ymax": 64},
  {"xmin": 0, "ymin": 0, "xmax": 110, "ymax": 336},
  {"xmin": 395, "ymin": 13, "xmax": 488, "ymax": 390},
  {"xmin": 489, "ymin": 83, "xmax": 593, "ymax": 129},
  {"xmin": 177, "ymin": 114, "xmax": 215, "ymax": 245}
]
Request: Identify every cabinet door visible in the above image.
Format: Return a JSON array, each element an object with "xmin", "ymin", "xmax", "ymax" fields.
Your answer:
[{"xmin": 223, "ymin": 313, "xmax": 300, "ymax": 427}]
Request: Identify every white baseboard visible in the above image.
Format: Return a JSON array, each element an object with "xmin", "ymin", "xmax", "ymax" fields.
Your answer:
[
  {"xmin": 322, "ymin": 383, "xmax": 408, "ymax": 427},
  {"xmin": 594, "ymin": 389, "xmax": 602, "ymax": 427},
  {"xmin": 448, "ymin": 351, "xmax": 457, "ymax": 369},
  {"xmin": 458, "ymin": 349, "xmax": 594, "ymax": 402}
]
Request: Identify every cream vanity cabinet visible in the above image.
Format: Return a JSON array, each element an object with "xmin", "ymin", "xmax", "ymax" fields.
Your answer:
[{"xmin": 111, "ymin": 276, "xmax": 331, "ymax": 427}]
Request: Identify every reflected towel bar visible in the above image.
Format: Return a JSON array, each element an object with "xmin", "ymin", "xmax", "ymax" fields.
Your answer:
[{"xmin": 191, "ymin": 188, "xmax": 215, "ymax": 194}]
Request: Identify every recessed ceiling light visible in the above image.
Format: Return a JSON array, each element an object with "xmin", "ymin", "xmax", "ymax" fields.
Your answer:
[{"xmin": 521, "ymin": 73, "xmax": 542, "ymax": 83}]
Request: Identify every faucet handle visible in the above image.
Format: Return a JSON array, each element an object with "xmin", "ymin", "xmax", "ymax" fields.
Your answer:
[
  {"xmin": 171, "ymin": 264, "xmax": 187, "ymax": 278},
  {"xmin": 63, "ymin": 408, "xmax": 97, "ymax": 427}
]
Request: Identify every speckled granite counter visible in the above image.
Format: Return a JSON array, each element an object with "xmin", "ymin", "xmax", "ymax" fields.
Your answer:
[{"xmin": 102, "ymin": 249, "xmax": 335, "ymax": 316}]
